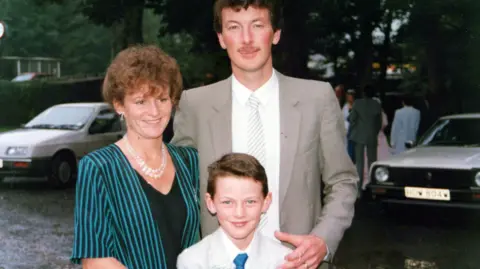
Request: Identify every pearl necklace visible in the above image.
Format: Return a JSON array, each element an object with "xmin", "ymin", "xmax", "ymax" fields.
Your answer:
[{"xmin": 124, "ymin": 136, "xmax": 167, "ymax": 179}]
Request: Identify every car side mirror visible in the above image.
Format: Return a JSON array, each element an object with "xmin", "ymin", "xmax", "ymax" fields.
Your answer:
[{"xmin": 405, "ymin": 140, "xmax": 415, "ymax": 149}]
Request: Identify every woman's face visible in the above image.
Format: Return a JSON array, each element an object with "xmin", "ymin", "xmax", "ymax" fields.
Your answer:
[{"xmin": 114, "ymin": 84, "xmax": 173, "ymax": 140}]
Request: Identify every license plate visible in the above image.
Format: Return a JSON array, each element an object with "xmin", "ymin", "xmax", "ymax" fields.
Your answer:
[
  {"xmin": 404, "ymin": 258, "xmax": 438, "ymax": 269},
  {"xmin": 405, "ymin": 187, "xmax": 450, "ymax": 201},
  {"xmin": 0, "ymin": 159, "xmax": 3, "ymax": 168}
]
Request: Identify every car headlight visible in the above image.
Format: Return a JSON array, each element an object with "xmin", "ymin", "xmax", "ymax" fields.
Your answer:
[
  {"xmin": 475, "ymin": 172, "xmax": 480, "ymax": 187},
  {"xmin": 375, "ymin": 167, "xmax": 389, "ymax": 183},
  {"xmin": 5, "ymin": 147, "xmax": 28, "ymax": 156}
]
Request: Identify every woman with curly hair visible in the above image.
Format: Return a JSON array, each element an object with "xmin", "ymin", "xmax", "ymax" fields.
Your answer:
[{"xmin": 71, "ymin": 45, "xmax": 200, "ymax": 269}]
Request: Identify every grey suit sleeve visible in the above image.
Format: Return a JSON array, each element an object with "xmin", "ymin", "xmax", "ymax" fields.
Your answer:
[
  {"xmin": 348, "ymin": 102, "xmax": 358, "ymax": 124},
  {"xmin": 311, "ymin": 84, "xmax": 358, "ymax": 255},
  {"xmin": 390, "ymin": 110, "xmax": 400, "ymax": 145},
  {"xmin": 171, "ymin": 90, "xmax": 197, "ymax": 147},
  {"xmin": 414, "ymin": 110, "xmax": 421, "ymax": 140}
]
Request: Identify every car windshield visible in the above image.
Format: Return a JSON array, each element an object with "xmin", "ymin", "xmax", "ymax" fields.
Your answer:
[
  {"xmin": 418, "ymin": 118, "xmax": 480, "ymax": 147},
  {"xmin": 24, "ymin": 106, "xmax": 94, "ymax": 130}
]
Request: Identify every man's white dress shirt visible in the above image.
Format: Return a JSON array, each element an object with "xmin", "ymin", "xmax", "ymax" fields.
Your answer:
[
  {"xmin": 230, "ymin": 71, "xmax": 331, "ymax": 260},
  {"xmin": 231, "ymin": 71, "xmax": 281, "ymax": 241}
]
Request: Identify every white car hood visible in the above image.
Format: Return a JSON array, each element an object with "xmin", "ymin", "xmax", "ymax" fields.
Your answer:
[
  {"xmin": 375, "ymin": 146, "xmax": 480, "ymax": 169},
  {"xmin": 0, "ymin": 128, "xmax": 74, "ymax": 146}
]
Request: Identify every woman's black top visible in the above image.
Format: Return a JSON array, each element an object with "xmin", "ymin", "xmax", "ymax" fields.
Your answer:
[{"xmin": 138, "ymin": 172, "xmax": 187, "ymax": 269}]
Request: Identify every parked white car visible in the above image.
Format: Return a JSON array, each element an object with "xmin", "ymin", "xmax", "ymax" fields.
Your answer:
[
  {"xmin": 368, "ymin": 113, "xmax": 480, "ymax": 208},
  {"xmin": 0, "ymin": 102, "xmax": 125, "ymax": 187}
]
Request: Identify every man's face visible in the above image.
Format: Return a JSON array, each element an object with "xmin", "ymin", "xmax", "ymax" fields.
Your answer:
[
  {"xmin": 346, "ymin": 93, "xmax": 354, "ymax": 103},
  {"xmin": 217, "ymin": 6, "xmax": 281, "ymax": 75},
  {"xmin": 335, "ymin": 86, "xmax": 344, "ymax": 100},
  {"xmin": 206, "ymin": 176, "xmax": 271, "ymax": 248}
]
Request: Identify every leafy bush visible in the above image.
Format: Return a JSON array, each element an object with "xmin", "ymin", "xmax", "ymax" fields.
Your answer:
[{"xmin": 0, "ymin": 78, "xmax": 103, "ymax": 126}]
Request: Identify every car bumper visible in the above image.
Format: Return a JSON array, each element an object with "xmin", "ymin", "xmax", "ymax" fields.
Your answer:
[
  {"xmin": 0, "ymin": 157, "xmax": 51, "ymax": 178},
  {"xmin": 368, "ymin": 184, "xmax": 480, "ymax": 209}
]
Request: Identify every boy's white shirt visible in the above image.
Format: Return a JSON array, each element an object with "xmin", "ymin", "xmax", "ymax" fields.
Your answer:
[{"xmin": 177, "ymin": 227, "xmax": 292, "ymax": 269}]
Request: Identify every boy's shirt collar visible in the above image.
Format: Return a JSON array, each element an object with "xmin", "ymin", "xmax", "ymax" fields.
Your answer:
[{"xmin": 218, "ymin": 227, "xmax": 259, "ymax": 265}]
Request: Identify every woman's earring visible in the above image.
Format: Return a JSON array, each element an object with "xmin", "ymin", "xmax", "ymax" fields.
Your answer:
[{"xmin": 119, "ymin": 113, "xmax": 124, "ymax": 121}]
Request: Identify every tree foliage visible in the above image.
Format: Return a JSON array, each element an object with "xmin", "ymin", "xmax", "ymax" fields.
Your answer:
[{"xmin": 0, "ymin": 0, "xmax": 112, "ymax": 78}]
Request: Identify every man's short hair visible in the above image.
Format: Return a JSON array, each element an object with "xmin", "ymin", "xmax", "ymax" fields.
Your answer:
[
  {"xmin": 207, "ymin": 153, "xmax": 268, "ymax": 198},
  {"xmin": 346, "ymin": 89, "xmax": 356, "ymax": 95},
  {"xmin": 213, "ymin": 0, "xmax": 283, "ymax": 33}
]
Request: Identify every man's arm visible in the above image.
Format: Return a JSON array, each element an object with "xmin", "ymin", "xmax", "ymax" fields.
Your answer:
[
  {"xmin": 390, "ymin": 110, "xmax": 400, "ymax": 146},
  {"xmin": 311, "ymin": 84, "xmax": 358, "ymax": 255},
  {"xmin": 348, "ymin": 102, "xmax": 358, "ymax": 124},
  {"xmin": 413, "ymin": 110, "xmax": 421, "ymax": 140},
  {"xmin": 170, "ymin": 90, "xmax": 196, "ymax": 147}
]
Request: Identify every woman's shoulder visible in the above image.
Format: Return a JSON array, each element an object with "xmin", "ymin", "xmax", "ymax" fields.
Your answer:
[
  {"xmin": 166, "ymin": 143, "xmax": 198, "ymax": 158},
  {"xmin": 80, "ymin": 144, "xmax": 121, "ymax": 169}
]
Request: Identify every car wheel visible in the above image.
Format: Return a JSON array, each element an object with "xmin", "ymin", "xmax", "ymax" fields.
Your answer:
[{"xmin": 48, "ymin": 152, "xmax": 76, "ymax": 188}]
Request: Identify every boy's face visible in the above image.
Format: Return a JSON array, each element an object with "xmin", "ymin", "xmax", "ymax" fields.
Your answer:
[{"xmin": 206, "ymin": 176, "xmax": 271, "ymax": 247}]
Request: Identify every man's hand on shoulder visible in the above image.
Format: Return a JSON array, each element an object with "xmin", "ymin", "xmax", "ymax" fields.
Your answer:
[{"xmin": 274, "ymin": 231, "xmax": 327, "ymax": 269}]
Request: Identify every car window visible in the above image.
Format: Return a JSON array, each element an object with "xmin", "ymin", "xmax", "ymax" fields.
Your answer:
[
  {"xmin": 88, "ymin": 109, "xmax": 122, "ymax": 134},
  {"xmin": 418, "ymin": 118, "xmax": 480, "ymax": 146},
  {"xmin": 25, "ymin": 106, "xmax": 94, "ymax": 130}
]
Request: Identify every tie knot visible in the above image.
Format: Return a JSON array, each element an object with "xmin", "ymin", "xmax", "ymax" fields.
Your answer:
[
  {"xmin": 247, "ymin": 94, "xmax": 260, "ymax": 109},
  {"xmin": 233, "ymin": 253, "xmax": 249, "ymax": 268}
]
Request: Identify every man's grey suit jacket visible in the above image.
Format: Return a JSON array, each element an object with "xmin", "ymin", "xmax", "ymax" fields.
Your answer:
[
  {"xmin": 171, "ymin": 71, "xmax": 358, "ymax": 255},
  {"xmin": 348, "ymin": 97, "xmax": 383, "ymax": 145}
]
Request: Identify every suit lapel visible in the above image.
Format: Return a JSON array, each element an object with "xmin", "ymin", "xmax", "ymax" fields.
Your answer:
[
  {"xmin": 207, "ymin": 229, "xmax": 231, "ymax": 268},
  {"xmin": 208, "ymin": 73, "xmax": 301, "ymax": 207},
  {"xmin": 208, "ymin": 78, "xmax": 233, "ymax": 158},
  {"xmin": 277, "ymin": 73, "xmax": 301, "ymax": 207},
  {"xmin": 245, "ymin": 232, "xmax": 261, "ymax": 267}
]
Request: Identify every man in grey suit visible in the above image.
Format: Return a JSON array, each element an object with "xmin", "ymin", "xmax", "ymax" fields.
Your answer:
[
  {"xmin": 348, "ymin": 85, "xmax": 382, "ymax": 197},
  {"xmin": 390, "ymin": 96, "xmax": 421, "ymax": 155},
  {"xmin": 171, "ymin": 0, "xmax": 358, "ymax": 268}
]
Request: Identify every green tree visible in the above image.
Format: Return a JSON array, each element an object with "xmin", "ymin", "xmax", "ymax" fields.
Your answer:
[{"xmin": 0, "ymin": 0, "xmax": 113, "ymax": 77}]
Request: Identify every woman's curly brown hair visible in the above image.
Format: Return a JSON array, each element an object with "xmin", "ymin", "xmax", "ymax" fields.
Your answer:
[{"xmin": 102, "ymin": 45, "xmax": 183, "ymax": 107}]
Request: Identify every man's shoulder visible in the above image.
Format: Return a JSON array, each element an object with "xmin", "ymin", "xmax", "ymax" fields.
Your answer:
[
  {"xmin": 185, "ymin": 78, "xmax": 230, "ymax": 99},
  {"xmin": 280, "ymin": 74, "xmax": 336, "ymax": 106},
  {"xmin": 180, "ymin": 78, "xmax": 230, "ymax": 111}
]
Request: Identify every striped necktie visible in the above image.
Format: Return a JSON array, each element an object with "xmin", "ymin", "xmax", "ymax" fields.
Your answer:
[{"xmin": 246, "ymin": 94, "xmax": 266, "ymax": 166}]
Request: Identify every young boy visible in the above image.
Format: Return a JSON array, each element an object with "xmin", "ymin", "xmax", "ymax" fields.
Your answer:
[{"xmin": 177, "ymin": 153, "xmax": 292, "ymax": 268}]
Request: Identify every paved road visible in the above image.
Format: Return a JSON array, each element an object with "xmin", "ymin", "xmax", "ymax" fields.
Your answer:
[
  {"xmin": 334, "ymin": 200, "xmax": 480, "ymax": 269},
  {"xmin": 0, "ymin": 178, "xmax": 78, "ymax": 269},
  {"xmin": 0, "ymin": 177, "xmax": 479, "ymax": 269}
]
